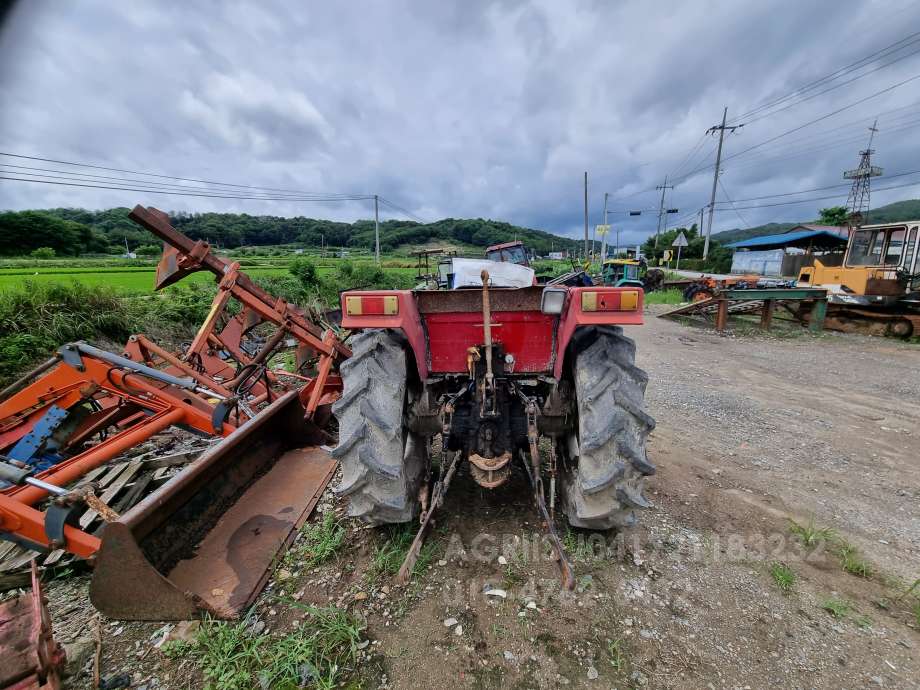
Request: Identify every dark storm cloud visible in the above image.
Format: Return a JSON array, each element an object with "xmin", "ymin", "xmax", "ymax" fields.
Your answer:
[{"xmin": 2, "ymin": 0, "xmax": 920, "ymax": 245}]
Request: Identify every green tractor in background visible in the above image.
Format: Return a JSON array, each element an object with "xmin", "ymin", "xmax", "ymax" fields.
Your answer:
[{"xmin": 602, "ymin": 258, "xmax": 664, "ymax": 291}]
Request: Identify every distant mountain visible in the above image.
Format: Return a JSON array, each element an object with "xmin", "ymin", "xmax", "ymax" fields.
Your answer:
[
  {"xmin": 711, "ymin": 198, "xmax": 920, "ymax": 245},
  {"xmin": 1, "ymin": 207, "xmax": 581, "ymax": 256}
]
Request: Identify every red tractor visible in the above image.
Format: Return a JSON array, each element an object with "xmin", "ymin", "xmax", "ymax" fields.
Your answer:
[{"xmin": 335, "ymin": 267, "xmax": 655, "ymax": 586}]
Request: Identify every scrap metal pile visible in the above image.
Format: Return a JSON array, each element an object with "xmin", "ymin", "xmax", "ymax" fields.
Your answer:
[{"xmin": 0, "ymin": 206, "xmax": 348, "ymax": 620}]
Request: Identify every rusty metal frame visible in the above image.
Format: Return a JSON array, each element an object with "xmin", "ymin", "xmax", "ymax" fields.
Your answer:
[
  {"xmin": 0, "ymin": 352, "xmax": 234, "ymax": 558},
  {"xmin": 128, "ymin": 205, "xmax": 350, "ymax": 417}
]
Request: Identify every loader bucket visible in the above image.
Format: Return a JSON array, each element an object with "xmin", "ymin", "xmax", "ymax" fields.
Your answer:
[{"xmin": 89, "ymin": 390, "xmax": 336, "ymax": 620}]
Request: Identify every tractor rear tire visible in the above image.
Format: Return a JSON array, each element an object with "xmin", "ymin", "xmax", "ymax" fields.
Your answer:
[
  {"xmin": 563, "ymin": 326, "xmax": 656, "ymax": 530},
  {"xmin": 332, "ymin": 329, "xmax": 426, "ymax": 524}
]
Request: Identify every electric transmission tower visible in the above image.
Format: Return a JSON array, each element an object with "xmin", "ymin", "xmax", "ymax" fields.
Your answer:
[{"xmin": 843, "ymin": 119, "xmax": 883, "ymax": 227}]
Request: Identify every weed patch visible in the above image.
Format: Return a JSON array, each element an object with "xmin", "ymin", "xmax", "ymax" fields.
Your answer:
[
  {"xmin": 788, "ymin": 517, "xmax": 835, "ymax": 550},
  {"xmin": 607, "ymin": 637, "xmax": 627, "ymax": 673},
  {"xmin": 769, "ymin": 562, "xmax": 796, "ymax": 594},
  {"xmin": 644, "ymin": 289, "xmax": 684, "ymax": 305},
  {"xmin": 177, "ymin": 608, "xmax": 363, "ymax": 690},
  {"xmin": 368, "ymin": 524, "xmax": 437, "ymax": 583},
  {"xmin": 836, "ymin": 541, "xmax": 873, "ymax": 578},
  {"xmin": 285, "ymin": 512, "xmax": 346, "ymax": 571},
  {"xmin": 821, "ymin": 597, "xmax": 852, "ymax": 619}
]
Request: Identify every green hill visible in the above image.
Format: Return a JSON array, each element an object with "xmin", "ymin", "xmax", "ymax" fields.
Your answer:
[
  {"xmin": 0, "ymin": 207, "xmax": 580, "ymax": 257},
  {"xmin": 711, "ymin": 198, "xmax": 920, "ymax": 245}
]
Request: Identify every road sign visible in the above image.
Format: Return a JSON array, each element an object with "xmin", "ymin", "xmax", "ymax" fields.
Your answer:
[
  {"xmin": 596, "ymin": 224, "xmax": 610, "ymax": 235},
  {"xmin": 662, "ymin": 250, "xmax": 673, "ymax": 261},
  {"xmin": 672, "ymin": 231, "xmax": 688, "ymax": 247}
]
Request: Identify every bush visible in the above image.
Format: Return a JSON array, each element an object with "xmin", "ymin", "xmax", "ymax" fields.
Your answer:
[
  {"xmin": 0, "ymin": 281, "xmax": 134, "ymax": 383},
  {"xmin": 141, "ymin": 283, "xmax": 219, "ymax": 328},
  {"xmin": 135, "ymin": 244, "xmax": 161, "ymax": 256},
  {"xmin": 30, "ymin": 247, "xmax": 56, "ymax": 259},
  {"xmin": 289, "ymin": 257, "xmax": 320, "ymax": 288},
  {"xmin": 0, "ymin": 281, "xmax": 217, "ymax": 387}
]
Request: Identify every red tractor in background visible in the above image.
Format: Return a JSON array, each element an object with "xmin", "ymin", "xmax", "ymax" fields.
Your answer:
[{"xmin": 335, "ymin": 268, "xmax": 655, "ymax": 585}]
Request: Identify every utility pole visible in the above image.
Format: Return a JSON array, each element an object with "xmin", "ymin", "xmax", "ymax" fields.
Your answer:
[
  {"xmin": 374, "ymin": 194, "xmax": 380, "ymax": 264},
  {"xmin": 654, "ymin": 177, "xmax": 673, "ymax": 247},
  {"xmin": 596, "ymin": 192, "xmax": 609, "ymax": 268},
  {"xmin": 583, "ymin": 172, "xmax": 589, "ymax": 259},
  {"xmin": 699, "ymin": 207, "xmax": 704, "ymax": 236},
  {"xmin": 704, "ymin": 107, "xmax": 743, "ymax": 259}
]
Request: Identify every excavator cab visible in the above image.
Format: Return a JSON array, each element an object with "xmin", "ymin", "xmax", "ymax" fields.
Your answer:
[
  {"xmin": 797, "ymin": 221, "xmax": 920, "ymax": 336},
  {"xmin": 798, "ymin": 222, "xmax": 920, "ymax": 303}
]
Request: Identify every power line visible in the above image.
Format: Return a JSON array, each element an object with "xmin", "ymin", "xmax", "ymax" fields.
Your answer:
[
  {"xmin": 0, "ymin": 166, "xmax": 373, "ymax": 201},
  {"xmin": 740, "ymin": 42, "xmax": 920, "ymax": 127},
  {"xmin": 377, "ymin": 196, "xmax": 427, "ymax": 224},
  {"xmin": 0, "ymin": 151, "xmax": 362, "ymax": 199},
  {"xmin": 0, "ymin": 175, "xmax": 378, "ymax": 203},
  {"xmin": 669, "ymin": 132, "xmax": 708, "ymax": 180},
  {"xmin": 729, "ymin": 29, "xmax": 920, "ymax": 123},
  {"xmin": 672, "ymin": 72, "xmax": 920, "ymax": 186},
  {"xmin": 714, "ymin": 178, "xmax": 920, "ymax": 211},
  {"xmin": 723, "ymin": 71, "xmax": 920, "ymax": 163},
  {"xmin": 718, "ymin": 178, "xmax": 750, "ymax": 228},
  {"xmin": 0, "ymin": 151, "xmax": 429, "ymax": 224}
]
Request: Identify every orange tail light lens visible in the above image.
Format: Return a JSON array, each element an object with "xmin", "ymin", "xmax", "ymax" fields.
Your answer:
[
  {"xmin": 581, "ymin": 290, "xmax": 639, "ymax": 312},
  {"xmin": 344, "ymin": 295, "xmax": 399, "ymax": 316}
]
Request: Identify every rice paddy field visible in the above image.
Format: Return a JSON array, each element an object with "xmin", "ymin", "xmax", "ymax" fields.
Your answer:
[{"xmin": 0, "ymin": 259, "xmax": 418, "ymax": 293}]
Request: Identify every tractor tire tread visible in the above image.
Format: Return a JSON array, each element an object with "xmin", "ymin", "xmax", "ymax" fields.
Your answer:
[
  {"xmin": 332, "ymin": 329, "xmax": 424, "ymax": 525},
  {"xmin": 563, "ymin": 325, "xmax": 656, "ymax": 530}
]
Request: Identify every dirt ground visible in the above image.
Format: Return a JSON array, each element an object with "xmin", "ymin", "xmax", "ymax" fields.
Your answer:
[{"xmin": 46, "ymin": 306, "xmax": 920, "ymax": 689}]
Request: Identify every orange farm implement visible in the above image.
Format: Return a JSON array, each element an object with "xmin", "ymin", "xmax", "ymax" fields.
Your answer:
[{"xmin": 0, "ymin": 207, "xmax": 347, "ymax": 620}]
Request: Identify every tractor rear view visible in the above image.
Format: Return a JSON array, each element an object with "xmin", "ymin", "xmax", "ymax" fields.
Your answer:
[{"xmin": 335, "ymin": 265, "xmax": 655, "ymax": 586}]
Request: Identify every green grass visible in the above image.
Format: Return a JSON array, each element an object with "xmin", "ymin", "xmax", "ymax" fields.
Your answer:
[
  {"xmin": 502, "ymin": 552, "xmax": 528, "ymax": 589},
  {"xmin": 171, "ymin": 608, "xmax": 363, "ymax": 690},
  {"xmin": 607, "ymin": 638, "xmax": 627, "ymax": 672},
  {"xmin": 821, "ymin": 597, "xmax": 852, "ymax": 619},
  {"xmin": 562, "ymin": 528, "xmax": 608, "ymax": 562},
  {"xmin": 769, "ymin": 562, "xmax": 796, "ymax": 594},
  {"xmin": 285, "ymin": 512, "xmax": 346, "ymax": 570},
  {"xmin": 854, "ymin": 614, "xmax": 873, "ymax": 629},
  {"xmin": 0, "ymin": 266, "xmax": 290, "ymax": 292},
  {"xmin": 644, "ymin": 288, "xmax": 684, "ymax": 305},
  {"xmin": 788, "ymin": 517, "xmax": 835, "ymax": 550},
  {"xmin": 0, "ymin": 281, "xmax": 137, "ymax": 382},
  {"xmin": 837, "ymin": 541, "xmax": 873, "ymax": 578},
  {"xmin": 368, "ymin": 524, "xmax": 437, "ymax": 583}
]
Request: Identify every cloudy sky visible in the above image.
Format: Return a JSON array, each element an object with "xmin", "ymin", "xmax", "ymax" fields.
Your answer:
[{"xmin": 2, "ymin": 0, "xmax": 920, "ymax": 245}]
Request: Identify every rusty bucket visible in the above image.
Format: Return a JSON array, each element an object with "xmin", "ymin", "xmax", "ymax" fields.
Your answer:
[{"xmin": 90, "ymin": 391, "xmax": 336, "ymax": 620}]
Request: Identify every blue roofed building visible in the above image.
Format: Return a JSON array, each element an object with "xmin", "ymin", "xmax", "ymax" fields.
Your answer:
[{"xmin": 726, "ymin": 224, "xmax": 848, "ymax": 276}]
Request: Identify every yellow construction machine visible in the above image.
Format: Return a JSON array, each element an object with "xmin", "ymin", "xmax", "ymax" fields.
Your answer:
[{"xmin": 797, "ymin": 220, "xmax": 920, "ymax": 336}]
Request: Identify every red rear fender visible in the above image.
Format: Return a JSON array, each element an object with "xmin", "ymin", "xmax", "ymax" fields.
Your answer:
[
  {"xmin": 340, "ymin": 291, "xmax": 429, "ymax": 379},
  {"xmin": 340, "ymin": 286, "xmax": 644, "ymax": 380}
]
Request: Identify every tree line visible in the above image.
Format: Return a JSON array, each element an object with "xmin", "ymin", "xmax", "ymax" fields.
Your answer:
[{"xmin": 0, "ymin": 207, "xmax": 581, "ymax": 257}]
